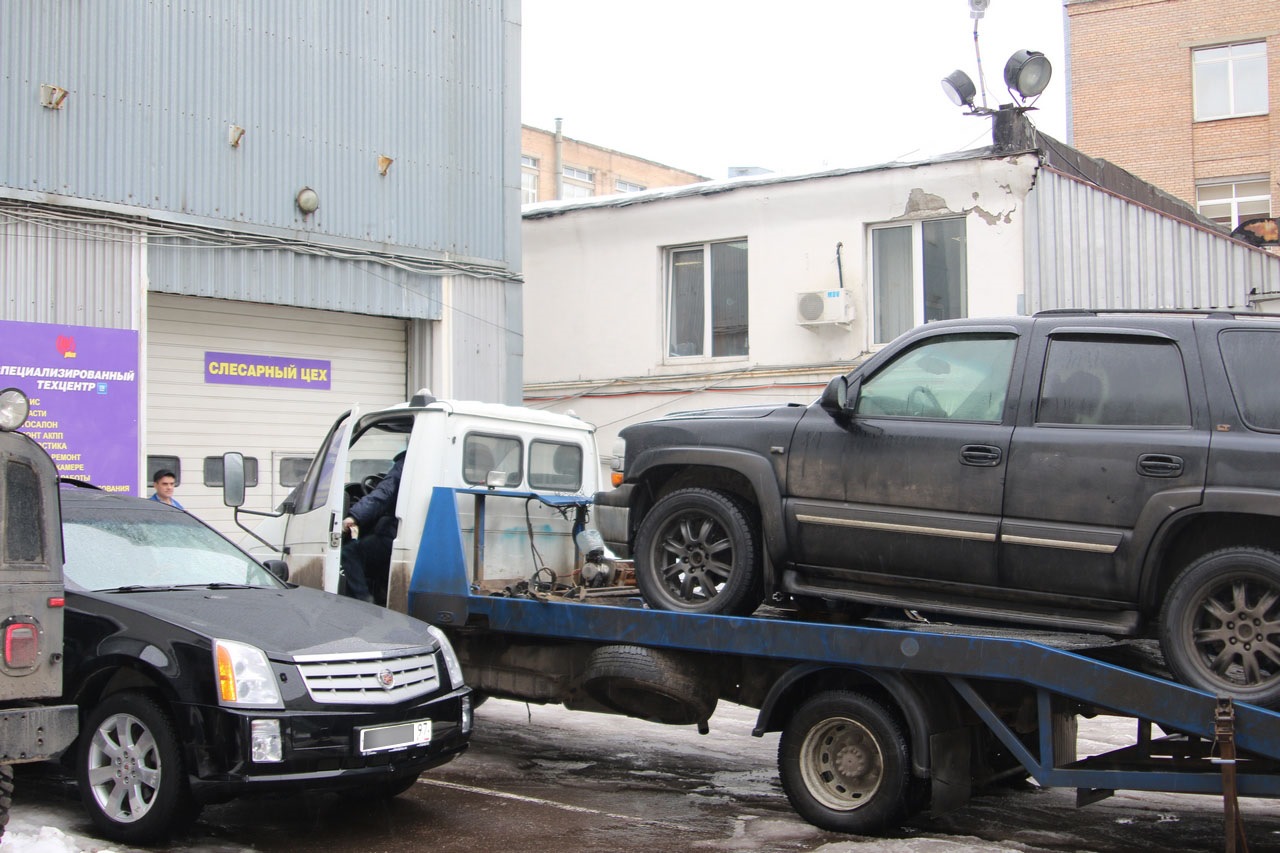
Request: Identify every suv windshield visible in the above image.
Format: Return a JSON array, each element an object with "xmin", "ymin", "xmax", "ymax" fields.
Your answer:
[{"xmin": 63, "ymin": 505, "xmax": 284, "ymax": 591}]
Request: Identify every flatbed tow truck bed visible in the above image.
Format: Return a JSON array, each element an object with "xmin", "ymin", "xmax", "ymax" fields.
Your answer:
[{"xmin": 406, "ymin": 486, "xmax": 1280, "ymax": 837}]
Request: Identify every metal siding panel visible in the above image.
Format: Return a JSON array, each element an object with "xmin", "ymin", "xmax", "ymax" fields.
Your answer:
[
  {"xmin": 1027, "ymin": 170, "xmax": 1273, "ymax": 312},
  {"xmin": 1, "ymin": 1, "xmax": 513, "ymax": 266},
  {"xmin": 0, "ymin": 207, "xmax": 140, "ymax": 328},
  {"xmin": 147, "ymin": 241, "xmax": 442, "ymax": 319},
  {"xmin": 448, "ymin": 274, "xmax": 508, "ymax": 402}
]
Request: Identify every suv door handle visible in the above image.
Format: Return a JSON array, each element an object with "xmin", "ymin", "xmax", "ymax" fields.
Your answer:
[
  {"xmin": 960, "ymin": 445, "xmax": 1003, "ymax": 467},
  {"xmin": 1138, "ymin": 453, "xmax": 1184, "ymax": 477}
]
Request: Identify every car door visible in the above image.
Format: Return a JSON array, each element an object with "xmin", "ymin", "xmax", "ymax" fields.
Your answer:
[
  {"xmin": 786, "ymin": 327, "xmax": 1021, "ymax": 588},
  {"xmin": 1000, "ymin": 323, "xmax": 1209, "ymax": 603},
  {"xmin": 280, "ymin": 409, "xmax": 356, "ymax": 593}
]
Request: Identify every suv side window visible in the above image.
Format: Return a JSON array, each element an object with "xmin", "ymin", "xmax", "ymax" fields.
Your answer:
[
  {"xmin": 855, "ymin": 334, "xmax": 1016, "ymax": 421},
  {"xmin": 1219, "ymin": 329, "xmax": 1280, "ymax": 431},
  {"xmin": 1037, "ymin": 336, "xmax": 1190, "ymax": 427}
]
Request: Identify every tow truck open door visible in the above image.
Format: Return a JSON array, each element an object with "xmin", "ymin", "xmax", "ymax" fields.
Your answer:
[{"xmin": 273, "ymin": 409, "xmax": 356, "ymax": 594}]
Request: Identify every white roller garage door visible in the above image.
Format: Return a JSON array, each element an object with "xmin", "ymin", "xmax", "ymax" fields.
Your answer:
[{"xmin": 146, "ymin": 293, "xmax": 408, "ymax": 538}]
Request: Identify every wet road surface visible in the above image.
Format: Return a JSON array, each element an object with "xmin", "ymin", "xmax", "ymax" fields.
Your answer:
[{"xmin": 14, "ymin": 699, "xmax": 1280, "ymax": 853}]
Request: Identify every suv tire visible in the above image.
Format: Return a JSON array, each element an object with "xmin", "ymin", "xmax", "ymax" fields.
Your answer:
[
  {"xmin": 635, "ymin": 487, "xmax": 761, "ymax": 615},
  {"xmin": 1159, "ymin": 547, "xmax": 1280, "ymax": 708}
]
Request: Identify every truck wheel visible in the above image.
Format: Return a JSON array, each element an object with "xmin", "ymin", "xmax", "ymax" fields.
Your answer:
[
  {"xmin": 582, "ymin": 645, "xmax": 717, "ymax": 725},
  {"xmin": 77, "ymin": 691, "xmax": 199, "ymax": 844},
  {"xmin": 1159, "ymin": 548, "xmax": 1280, "ymax": 708},
  {"xmin": 778, "ymin": 691, "xmax": 910, "ymax": 834},
  {"xmin": 634, "ymin": 487, "xmax": 761, "ymax": 616},
  {"xmin": 0, "ymin": 764, "xmax": 12, "ymax": 840}
]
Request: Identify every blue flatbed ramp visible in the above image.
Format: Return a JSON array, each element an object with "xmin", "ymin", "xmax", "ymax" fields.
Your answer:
[{"xmin": 409, "ymin": 486, "xmax": 1280, "ymax": 804}]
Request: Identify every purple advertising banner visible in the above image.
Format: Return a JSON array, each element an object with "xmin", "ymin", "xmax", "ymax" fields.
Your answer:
[
  {"xmin": 0, "ymin": 320, "xmax": 140, "ymax": 494},
  {"xmin": 204, "ymin": 351, "xmax": 332, "ymax": 390}
]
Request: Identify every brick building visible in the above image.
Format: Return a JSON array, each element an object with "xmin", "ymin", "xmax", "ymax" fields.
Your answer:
[
  {"xmin": 520, "ymin": 122, "xmax": 707, "ymax": 204},
  {"xmin": 1068, "ymin": 0, "xmax": 1279, "ymax": 230}
]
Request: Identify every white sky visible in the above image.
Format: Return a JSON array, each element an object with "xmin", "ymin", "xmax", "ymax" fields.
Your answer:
[{"xmin": 521, "ymin": 0, "xmax": 1069, "ymax": 179}]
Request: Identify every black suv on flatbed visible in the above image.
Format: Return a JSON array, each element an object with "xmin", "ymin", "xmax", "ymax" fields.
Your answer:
[{"xmin": 606, "ymin": 311, "xmax": 1280, "ymax": 705}]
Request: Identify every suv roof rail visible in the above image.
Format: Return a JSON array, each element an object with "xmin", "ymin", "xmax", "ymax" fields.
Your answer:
[{"xmin": 1034, "ymin": 308, "xmax": 1280, "ymax": 320}]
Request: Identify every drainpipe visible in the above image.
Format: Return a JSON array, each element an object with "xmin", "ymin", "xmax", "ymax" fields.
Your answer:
[{"xmin": 554, "ymin": 117, "xmax": 564, "ymax": 201}]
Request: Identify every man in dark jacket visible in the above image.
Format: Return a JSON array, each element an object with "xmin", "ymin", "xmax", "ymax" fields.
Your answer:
[{"xmin": 340, "ymin": 451, "xmax": 404, "ymax": 604}]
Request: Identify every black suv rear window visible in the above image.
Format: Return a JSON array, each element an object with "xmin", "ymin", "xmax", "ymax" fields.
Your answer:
[
  {"xmin": 1220, "ymin": 329, "xmax": 1280, "ymax": 432},
  {"xmin": 1038, "ymin": 336, "xmax": 1191, "ymax": 427}
]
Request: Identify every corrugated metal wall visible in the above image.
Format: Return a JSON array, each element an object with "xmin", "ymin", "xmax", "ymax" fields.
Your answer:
[
  {"xmin": 446, "ymin": 275, "xmax": 522, "ymax": 401},
  {"xmin": 1026, "ymin": 168, "xmax": 1280, "ymax": 312},
  {"xmin": 0, "ymin": 208, "xmax": 141, "ymax": 329},
  {"xmin": 3, "ymin": 0, "xmax": 512, "ymax": 265},
  {"xmin": 148, "ymin": 241, "xmax": 442, "ymax": 320}
]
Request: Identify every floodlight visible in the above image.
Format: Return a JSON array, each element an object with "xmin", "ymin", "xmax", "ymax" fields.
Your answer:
[
  {"xmin": 941, "ymin": 70, "xmax": 977, "ymax": 109},
  {"xmin": 1004, "ymin": 49, "xmax": 1052, "ymax": 101}
]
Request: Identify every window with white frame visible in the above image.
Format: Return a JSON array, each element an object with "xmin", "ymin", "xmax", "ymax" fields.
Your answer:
[
  {"xmin": 615, "ymin": 178, "xmax": 646, "ymax": 193},
  {"xmin": 667, "ymin": 240, "xmax": 749, "ymax": 358},
  {"xmin": 1197, "ymin": 176, "xmax": 1271, "ymax": 229},
  {"xmin": 562, "ymin": 165, "xmax": 595, "ymax": 198},
  {"xmin": 521, "ymin": 155, "xmax": 539, "ymax": 204},
  {"xmin": 1194, "ymin": 41, "xmax": 1267, "ymax": 121},
  {"xmin": 870, "ymin": 218, "xmax": 967, "ymax": 345}
]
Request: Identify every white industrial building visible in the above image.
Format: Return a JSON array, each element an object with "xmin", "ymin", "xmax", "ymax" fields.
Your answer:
[{"xmin": 521, "ymin": 113, "xmax": 1280, "ymax": 473}]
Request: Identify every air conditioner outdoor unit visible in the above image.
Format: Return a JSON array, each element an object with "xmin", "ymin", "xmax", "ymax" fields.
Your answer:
[{"xmin": 796, "ymin": 289, "xmax": 855, "ymax": 326}]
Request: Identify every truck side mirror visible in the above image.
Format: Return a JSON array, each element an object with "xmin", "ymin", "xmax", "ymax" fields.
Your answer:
[{"xmin": 222, "ymin": 452, "xmax": 246, "ymax": 508}]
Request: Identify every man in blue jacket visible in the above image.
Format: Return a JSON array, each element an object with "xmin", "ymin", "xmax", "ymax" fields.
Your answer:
[{"xmin": 340, "ymin": 451, "xmax": 404, "ymax": 604}]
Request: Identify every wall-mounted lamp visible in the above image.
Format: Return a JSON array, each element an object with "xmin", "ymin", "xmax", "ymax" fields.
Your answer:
[
  {"xmin": 1004, "ymin": 49, "xmax": 1052, "ymax": 103},
  {"xmin": 228, "ymin": 124, "xmax": 246, "ymax": 148},
  {"xmin": 40, "ymin": 83, "xmax": 69, "ymax": 110},
  {"xmin": 295, "ymin": 187, "xmax": 319, "ymax": 214},
  {"xmin": 377, "ymin": 155, "xmax": 394, "ymax": 177}
]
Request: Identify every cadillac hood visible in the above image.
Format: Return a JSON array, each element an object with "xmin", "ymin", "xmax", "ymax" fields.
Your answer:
[{"xmin": 72, "ymin": 584, "xmax": 436, "ymax": 660}]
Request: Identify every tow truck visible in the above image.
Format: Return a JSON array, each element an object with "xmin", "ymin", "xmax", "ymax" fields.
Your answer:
[{"xmin": 238, "ymin": 392, "xmax": 1279, "ymax": 843}]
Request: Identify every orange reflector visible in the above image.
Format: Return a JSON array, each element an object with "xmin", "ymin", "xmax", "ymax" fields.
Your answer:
[
  {"xmin": 4, "ymin": 623, "xmax": 38, "ymax": 669},
  {"xmin": 611, "ymin": 471, "xmax": 623, "ymax": 488},
  {"xmin": 215, "ymin": 643, "xmax": 237, "ymax": 702}
]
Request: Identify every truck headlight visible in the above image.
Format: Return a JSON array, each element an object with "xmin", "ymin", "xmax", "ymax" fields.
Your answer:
[
  {"xmin": 425, "ymin": 625, "xmax": 465, "ymax": 689},
  {"xmin": 610, "ymin": 437, "xmax": 626, "ymax": 487},
  {"xmin": 214, "ymin": 639, "xmax": 284, "ymax": 708}
]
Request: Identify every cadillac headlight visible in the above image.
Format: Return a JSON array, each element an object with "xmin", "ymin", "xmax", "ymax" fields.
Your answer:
[
  {"xmin": 426, "ymin": 625, "xmax": 465, "ymax": 689},
  {"xmin": 214, "ymin": 638, "xmax": 284, "ymax": 708}
]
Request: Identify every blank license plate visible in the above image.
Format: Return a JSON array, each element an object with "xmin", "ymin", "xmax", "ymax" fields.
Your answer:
[{"xmin": 358, "ymin": 719, "xmax": 432, "ymax": 755}]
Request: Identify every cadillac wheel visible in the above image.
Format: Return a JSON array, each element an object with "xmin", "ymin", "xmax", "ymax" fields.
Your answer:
[
  {"xmin": 76, "ymin": 691, "xmax": 199, "ymax": 844},
  {"xmin": 634, "ymin": 488, "xmax": 762, "ymax": 616}
]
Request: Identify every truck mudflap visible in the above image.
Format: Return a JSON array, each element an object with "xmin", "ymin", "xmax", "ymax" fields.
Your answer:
[{"xmin": 0, "ymin": 704, "xmax": 78, "ymax": 763}]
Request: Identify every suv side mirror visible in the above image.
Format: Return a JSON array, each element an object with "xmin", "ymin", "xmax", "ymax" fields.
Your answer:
[
  {"xmin": 820, "ymin": 375, "xmax": 851, "ymax": 418},
  {"xmin": 222, "ymin": 452, "xmax": 246, "ymax": 508}
]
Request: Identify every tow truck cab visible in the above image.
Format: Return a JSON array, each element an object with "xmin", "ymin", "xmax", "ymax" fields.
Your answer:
[
  {"xmin": 0, "ymin": 388, "xmax": 79, "ymax": 829},
  {"xmin": 244, "ymin": 390, "xmax": 603, "ymax": 610}
]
